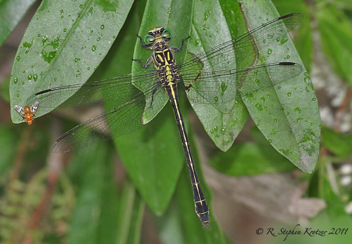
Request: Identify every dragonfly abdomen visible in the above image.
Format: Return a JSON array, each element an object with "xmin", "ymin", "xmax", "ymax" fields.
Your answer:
[{"xmin": 166, "ymin": 83, "xmax": 210, "ymax": 227}]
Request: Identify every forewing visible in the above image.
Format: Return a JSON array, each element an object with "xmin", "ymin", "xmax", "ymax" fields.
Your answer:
[
  {"xmin": 26, "ymin": 69, "xmax": 158, "ymax": 115},
  {"xmin": 178, "ymin": 13, "xmax": 303, "ymax": 112}
]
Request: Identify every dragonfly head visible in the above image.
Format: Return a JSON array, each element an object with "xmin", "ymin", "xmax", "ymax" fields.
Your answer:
[{"xmin": 143, "ymin": 27, "xmax": 172, "ymax": 48}]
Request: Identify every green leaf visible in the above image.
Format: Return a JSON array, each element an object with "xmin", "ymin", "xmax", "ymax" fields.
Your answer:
[
  {"xmin": 116, "ymin": 179, "xmax": 144, "ymax": 244},
  {"xmin": 0, "ymin": 124, "xmax": 20, "ymax": 177},
  {"xmin": 132, "ymin": 0, "xmax": 193, "ymax": 124},
  {"xmin": 239, "ymin": 0, "xmax": 320, "ymax": 173},
  {"xmin": 115, "ymin": 103, "xmax": 185, "ymax": 215},
  {"xmin": 96, "ymin": 150, "xmax": 120, "ymax": 244},
  {"xmin": 0, "ymin": 0, "xmax": 36, "ymax": 46},
  {"xmin": 68, "ymin": 144, "xmax": 110, "ymax": 244},
  {"xmin": 317, "ymin": 5, "xmax": 352, "ymax": 86},
  {"xmin": 321, "ymin": 126, "xmax": 352, "ymax": 158},
  {"xmin": 186, "ymin": 0, "xmax": 248, "ymax": 151},
  {"xmin": 210, "ymin": 127, "xmax": 296, "ymax": 176},
  {"xmin": 10, "ymin": 0, "xmax": 134, "ymax": 123},
  {"xmin": 68, "ymin": 143, "xmax": 134, "ymax": 244}
]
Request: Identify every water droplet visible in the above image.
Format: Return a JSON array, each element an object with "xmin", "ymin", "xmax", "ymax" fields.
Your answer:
[
  {"xmin": 221, "ymin": 82, "xmax": 227, "ymax": 96},
  {"xmin": 74, "ymin": 58, "xmax": 80, "ymax": 62},
  {"xmin": 60, "ymin": 9, "xmax": 64, "ymax": 13},
  {"xmin": 310, "ymin": 123, "xmax": 313, "ymax": 126},
  {"xmin": 79, "ymin": 4, "xmax": 83, "ymax": 9},
  {"xmin": 90, "ymin": 29, "xmax": 94, "ymax": 34},
  {"xmin": 295, "ymin": 107, "xmax": 301, "ymax": 113},
  {"xmin": 268, "ymin": 139, "xmax": 272, "ymax": 143},
  {"xmin": 23, "ymin": 42, "xmax": 33, "ymax": 54},
  {"xmin": 260, "ymin": 97, "xmax": 265, "ymax": 103},
  {"xmin": 97, "ymin": 36, "xmax": 101, "ymax": 41},
  {"xmin": 16, "ymin": 56, "xmax": 21, "ymax": 61},
  {"xmin": 274, "ymin": 119, "xmax": 278, "ymax": 122},
  {"xmin": 280, "ymin": 36, "xmax": 288, "ymax": 44},
  {"xmin": 312, "ymin": 98, "xmax": 316, "ymax": 101},
  {"xmin": 214, "ymin": 96, "xmax": 218, "ymax": 102},
  {"xmin": 100, "ymin": 24, "xmax": 105, "ymax": 30},
  {"xmin": 287, "ymin": 92, "xmax": 291, "ymax": 97},
  {"xmin": 87, "ymin": 67, "xmax": 91, "ymax": 70},
  {"xmin": 92, "ymin": 45, "xmax": 96, "ymax": 51},
  {"xmin": 204, "ymin": 11, "xmax": 210, "ymax": 21},
  {"xmin": 221, "ymin": 128, "xmax": 226, "ymax": 134},
  {"xmin": 13, "ymin": 77, "xmax": 18, "ymax": 84},
  {"xmin": 63, "ymin": 28, "xmax": 67, "ymax": 32},
  {"xmin": 267, "ymin": 48, "xmax": 272, "ymax": 55},
  {"xmin": 88, "ymin": 7, "xmax": 94, "ymax": 15},
  {"xmin": 255, "ymin": 103, "xmax": 263, "ymax": 111},
  {"xmin": 28, "ymin": 74, "xmax": 32, "ymax": 80}
]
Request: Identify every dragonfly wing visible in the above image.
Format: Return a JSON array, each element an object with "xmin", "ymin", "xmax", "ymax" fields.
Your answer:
[
  {"xmin": 179, "ymin": 13, "xmax": 302, "ymax": 72},
  {"xmin": 182, "ymin": 62, "xmax": 302, "ymax": 110},
  {"xmin": 51, "ymin": 93, "xmax": 149, "ymax": 154},
  {"xmin": 237, "ymin": 62, "xmax": 303, "ymax": 96},
  {"xmin": 26, "ymin": 70, "xmax": 158, "ymax": 115},
  {"xmin": 178, "ymin": 13, "xmax": 302, "ymax": 112}
]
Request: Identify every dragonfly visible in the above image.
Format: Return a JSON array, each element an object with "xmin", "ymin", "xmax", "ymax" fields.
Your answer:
[
  {"xmin": 14, "ymin": 101, "xmax": 39, "ymax": 125},
  {"xmin": 26, "ymin": 13, "xmax": 303, "ymax": 227}
]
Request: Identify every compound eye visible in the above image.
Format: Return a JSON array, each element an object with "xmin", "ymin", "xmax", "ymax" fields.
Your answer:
[
  {"xmin": 143, "ymin": 34, "xmax": 155, "ymax": 44},
  {"xmin": 162, "ymin": 28, "xmax": 172, "ymax": 39}
]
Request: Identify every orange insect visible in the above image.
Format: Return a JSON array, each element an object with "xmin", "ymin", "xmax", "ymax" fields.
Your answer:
[{"xmin": 14, "ymin": 101, "xmax": 39, "ymax": 125}]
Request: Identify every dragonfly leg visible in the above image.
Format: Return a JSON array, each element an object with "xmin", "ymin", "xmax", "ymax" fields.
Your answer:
[
  {"xmin": 132, "ymin": 56, "xmax": 153, "ymax": 69},
  {"xmin": 136, "ymin": 35, "xmax": 153, "ymax": 49},
  {"xmin": 169, "ymin": 36, "xmax": 190, "ymax": 52},
  {"xmin": 148, "ymin": 86, "xmax": 159, "ymax": 108},
  {"xmin": 179, "ymin": 36, "xmax": 190, "ymax": 51}
]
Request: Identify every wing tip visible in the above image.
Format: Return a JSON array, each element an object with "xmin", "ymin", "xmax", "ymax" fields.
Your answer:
[{"xmin": 279, "ymin": 13, "xmax": 303, "ymax": 20}]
